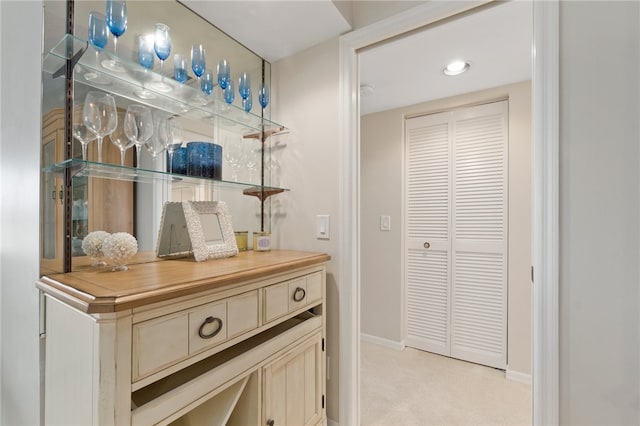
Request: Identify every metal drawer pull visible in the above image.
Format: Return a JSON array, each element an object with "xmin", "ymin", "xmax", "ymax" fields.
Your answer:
[
  {"xmin": 266, "ymin": 420, "xmax": 275, "ymax": 426},
  {"xmin": 198, "ymin": 316, "xmax": 223, "ymax": 339},
  {"xmin": 423, "ymin": 241, "xmax": 431, "ymax": 249},
  {"xmin": 293, "ymin": 286, "xmax": 306, "ymax": 302}
]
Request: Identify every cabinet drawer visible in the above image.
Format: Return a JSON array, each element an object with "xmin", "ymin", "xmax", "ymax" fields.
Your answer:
[
  {"xmin": 133, "ymin": 313, "xmax": 189, "ymax": 379},
  {"xmin": 134, "ymin": 290, "xmax": 259, "ymax": 381},
  {"xmin": 189, "ymin": 290, "xmax": 258, "ymax": 354},
  {"xmin": 264, "ymin": 272, "xmax": 323, "ymax": 323}
]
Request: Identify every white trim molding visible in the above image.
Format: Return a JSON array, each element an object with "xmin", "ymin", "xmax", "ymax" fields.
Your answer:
[
  {"xmin": 506, "ymin": 368, "xmax": 533, "ymax": 386},
  {"xmin": 532, "ymin": 0, "xmax": 560, "ymax": 424},
  {"xmin": 360, "ymin": 334, "xmax": 405, "ymax": 351}
]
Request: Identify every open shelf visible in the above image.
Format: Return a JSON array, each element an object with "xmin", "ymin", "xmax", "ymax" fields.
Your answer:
[
  {"xmin": 43, "ymin": 159, "xmax": 289, "ymax": 196},
  {"xmin": 42, "ymin": 34, "xmax": 287, "ymax": 135}
]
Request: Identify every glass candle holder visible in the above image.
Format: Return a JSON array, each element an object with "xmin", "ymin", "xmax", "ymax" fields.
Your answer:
[
  {"xmin": 234, "ymin": 231, "xmax": 248, "ymax": 251},
  {"xmin": 253, "ymin": 232, "xmax": 271, "ymax": 252},
  {"xmin": 186, "ymin": 142, "xmax": 222, "ymax": 179},
  {"xmin": 168, "ymin": 146, "xmax": 187, "ymax": 174}
]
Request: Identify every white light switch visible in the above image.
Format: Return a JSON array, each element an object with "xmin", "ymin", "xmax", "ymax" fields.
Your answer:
[
  {"xmin": 317, "ymin": 215, "xmax": 330, "ymax": 240},
  {"xmin": 380, "ymin": 215, "xmax": 391, "ymax": 231}
]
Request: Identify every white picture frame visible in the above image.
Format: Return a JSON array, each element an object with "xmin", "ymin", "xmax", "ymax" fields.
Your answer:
[{"xmin": 182, "ymin": 201, "xmax": 238, "ymax": 262}]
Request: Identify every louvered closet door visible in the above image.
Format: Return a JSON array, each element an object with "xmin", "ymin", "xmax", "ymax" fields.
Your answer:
[
  {"xmin": 404, "ymin": 101, "xmax": 507, "ymax": 369},
  {"xmin": 451, "ymin": 101, "xmax": 507, "ymax": 369},
  {"xmin": 404, "ymin": 111, "xmax": 452, "ymax": 356}
]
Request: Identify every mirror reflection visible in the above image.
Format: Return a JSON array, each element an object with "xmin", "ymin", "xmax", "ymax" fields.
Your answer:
[{"xmin": 40, "ymin": 0, "xmax": 273, "ymax": 273}]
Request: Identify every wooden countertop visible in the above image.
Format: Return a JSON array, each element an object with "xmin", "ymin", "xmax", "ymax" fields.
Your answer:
[{"xmin": 37, "ymin": 250, "xmax": 330, "ymax": 314}]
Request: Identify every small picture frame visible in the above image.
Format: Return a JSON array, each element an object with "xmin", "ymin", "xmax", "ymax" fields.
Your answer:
[
  {"xmin": 182, "ymin": 201, "xmax": 238, "ymax": 262},
  {"xmin": 156, "ymin": 202, "xmax": 193, "ymax": 259}
]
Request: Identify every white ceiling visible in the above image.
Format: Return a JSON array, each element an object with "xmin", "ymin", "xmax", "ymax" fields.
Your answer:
[
  {"xmin": 359, "ymin": 1, "xmax": 532, "ymax": 115},
  {"xmin": 180, "ymin": 1, "xmax": 533, "ymax": 116}
]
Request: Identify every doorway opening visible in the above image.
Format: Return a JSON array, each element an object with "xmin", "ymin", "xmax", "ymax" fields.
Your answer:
[{"xmin": 337, "ymin": 1, "xmax": 559, "ymax": 425}]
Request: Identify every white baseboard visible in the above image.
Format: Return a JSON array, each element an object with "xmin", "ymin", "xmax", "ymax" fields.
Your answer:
[
  {"xmin": 327, "ymin": 418, "xmax": 339, "ymax": 426},
  {"xmin": 506, "ymin": 368, "xmax": 532, "ymax": 385},
  {"xmin": 360, "ymin": 333, "xmax": 405, "ymax": 350}
]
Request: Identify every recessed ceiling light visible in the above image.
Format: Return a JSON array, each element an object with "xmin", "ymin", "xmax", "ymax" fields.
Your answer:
[{"xmin": 443, "ymin": 60, "xmax": 470, "ymax": 76}]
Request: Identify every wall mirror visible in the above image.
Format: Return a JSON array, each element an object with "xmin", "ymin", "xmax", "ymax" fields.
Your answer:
[
  {"xmin": 40, "ymin": 0, "xmax": 271, "ymax": 273},
  {"xmin": 182, "ymin": 201, "xmax": 238, "ymax": 261}
]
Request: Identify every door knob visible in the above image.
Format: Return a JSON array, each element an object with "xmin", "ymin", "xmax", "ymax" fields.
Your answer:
[{"xmin": 423, "ymin": 242, "xmax": 431, "ymax": 249}]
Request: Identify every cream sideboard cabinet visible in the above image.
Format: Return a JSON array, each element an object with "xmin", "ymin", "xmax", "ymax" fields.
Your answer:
[{"xmin": 37, "ymin": 250, "xmax": 329, "ymax": 426}]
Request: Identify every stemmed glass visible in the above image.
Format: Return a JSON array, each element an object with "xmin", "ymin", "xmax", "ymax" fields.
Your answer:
[
  {"xmin": 72, "ymin": 104, "xmax": 97, "ymax": 161},
  {"xmin": 152, "ymin": 23, "xmax": 172, "ymax": 92},
  {"xmin": 86, "ymin": 12, "xmax": 108, "ymax": 82},
  {"xmin": 134, "ymin": 34, "xmax": 155, "ymax": 99},
  {"xmin": 159, "ymin": 116, "xmax": 184, "ymax": 173},
  {"xmin": 109, "ymin": 110, "xmax": 134, "ymax": 166},
  {"xmin": 103, "ymin": 0, "xmax": 127, "ymax": 72},
  {"xmin": 224, "ymin": 135, "xmax": 243, "ymax": 181},
  {"xmin": 217, "ymin": 59, "xmax": 231, "ymax": 89},
  {"xmin": 243, "ymin": 92, "xmax": 253, "ymax": 113},
  {"xmin": 174, "ymin": 54, "xmax": 187, "ymax": 84},
  {"xmin": 223, "ymin": 79, "xmax": 235, "ymax": 105},
  {"xmin": 83, "ymin": 91, "xmax": 117, "ymax": 163},
  {"xmin": 191, "ymin": 44, "xmax": 206, "ymax": 84},
  {"xmin": 238, "ymin": 72, "xmax": 251, "ymax": 100},
  {"xmin": 124, "ymin": 105, "xmax": 153, "ymax": 168},
  {"xmin": 258, "ymin": 83, "xmax": 270, "ymax": 109},
  {"xmin": 201, "ymin": 68, "xmax": 214, "ymax": 99}
]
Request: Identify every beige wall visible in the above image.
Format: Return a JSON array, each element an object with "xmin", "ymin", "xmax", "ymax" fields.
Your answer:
[
  {"xmin": 272, "ymin": 37, "xmax": 342, "ymax": 422},
  {"xmin": 361, "ymin": 81, "xmax": 532, "ymax": 376}
]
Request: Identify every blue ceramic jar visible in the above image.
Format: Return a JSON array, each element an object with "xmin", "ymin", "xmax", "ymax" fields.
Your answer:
[{"xmin": 186, "ymin": 142, "xmax": 222, "ymax": 179}]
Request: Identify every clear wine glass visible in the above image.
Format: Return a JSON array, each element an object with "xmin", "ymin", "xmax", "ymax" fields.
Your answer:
[
  {"xmin": 124, "ymin": 105, "xmax": 153, "ymax": 168},
  {"xmin": 244, "ymin": 138, "xmax": 259, "ymax": 183},
  {"xmin": 103, "ymin": 0, "xmax": 127, "ymax": 72},
  {"xmin": 159, "ymin": 116, "xmax": 184, "ymax": 173},
  {"xmin": 191, "ymin": 44, "xmax": 206, "ymax": 84},
  {"xmin": 86, "ymin": 12, "xmax": 108, "ymax": 82},
  {"xmin": 224, "ymin": 135, "xmax": 243, "ymax": 182},
  {"xmin": 258, "ymin": 82, "xmax": 270, "ymax": 109},
  {"xmin": 238, "ymin": 72, "xmax": 251, "ymax": 99},
  {"xmin": 217, "ymin": 59, "xmax": 231, "ymax": 89},
  {"xmin": 134, "ymin": 34, "xmax": 155, "ymax": 100},
  {"xmin": 174, "ymin": 54, "xmax": 187, "ymax": 84},
  {"xmin": 72, "ymin": 104, "xmax": 97, "ymax": 161},
  {"xmin": 109, "ymin": 110, "xmax": 134, "ymax": 165},
  {"xmin": 83, "ymin": 91, "xmax": 118, "ymax": 163},
  {"xmin": 152, "ymin": 23, "xmax": 172, "ymax": 92}
]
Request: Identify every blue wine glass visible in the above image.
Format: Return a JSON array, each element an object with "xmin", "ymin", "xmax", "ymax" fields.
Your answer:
[
  {"xmin": 103, "ymin": 0, "xmax": 127, "ymax": 72},
  {"xmin": 174, "ymin": 54, "xmax": 187, "ymax": 84},
  {"xmin": 86, "ymin": 12, "xmax": 108, "ymax": 81},
  {"xmin": 243, "ymin": 91, "xmax": 253, "ymax": 113},
  {"xmin": 239, "ymin": 72, "xmax": 251, "ymax": 100},
  {"xmin": 201, "ymin": 68, "xmax": 214, "ymax": 97},
  {"xmin": 224, "ymin": 79, "xmax": 235, "ymax": 104},
  {"xmin": 217, "ymin": 59, "xmax": 231, "ymax": 90},
  {"xmin": 137, "ymin": 34, "xmax": 154, "ymax": 69},
  {"xmin": 191, "ymin": 44, "xmax": 206, "ymax": 82},
  {"xmin": 134, "ymin": 34, "xmax": 155, "ymax": 99},
  {"xmin": 258, "ymin": 83, "xmax": 270, "ymax": 109},
  {"xmin": 88, "ymin": 12, "xmax": 108, "ymax": 50},
  {"xmin": 152, "ymin": 23, "xmax": 172, "ymax": 92}
]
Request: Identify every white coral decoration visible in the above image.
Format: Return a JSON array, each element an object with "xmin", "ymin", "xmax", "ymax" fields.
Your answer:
[
  {"xmin": 102, "ymin": 232, "xmax": 138, "ymax": 267},
  {"xmin": 81, "ymin": 231, "xmax": 111, "ymax": 258}
]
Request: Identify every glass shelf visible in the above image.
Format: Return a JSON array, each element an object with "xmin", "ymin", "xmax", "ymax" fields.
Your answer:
[
  {"xmin": 42, "ymin": 34, "xmax": 286, "ymax": 135},
  {"xmin": 43, "ymin": 159, "xmax": 289, "ymax": 196}
]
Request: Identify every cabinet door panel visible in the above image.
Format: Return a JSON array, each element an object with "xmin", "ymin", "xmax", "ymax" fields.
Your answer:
[{"xmin": 263, "ymin": 333, "xmax": 323, "ymax": 426}]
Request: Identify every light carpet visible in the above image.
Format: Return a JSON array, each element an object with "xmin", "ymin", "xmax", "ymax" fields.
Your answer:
[{"xmin": 360, "ymin": 340, "xmax": 531, "ymax": 426}]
